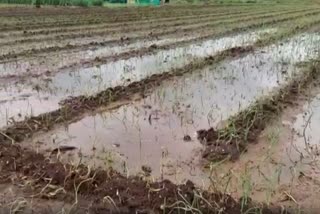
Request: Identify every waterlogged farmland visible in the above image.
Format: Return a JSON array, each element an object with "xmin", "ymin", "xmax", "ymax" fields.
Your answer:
[{"xmin": 1, "ymin": 4, "xmax": 320, "ymax": 214}]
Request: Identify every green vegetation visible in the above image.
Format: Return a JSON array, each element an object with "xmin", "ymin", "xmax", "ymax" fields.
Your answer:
[
  {"xmin": 0, "ymin": 0, "xmax": 32, "ymax": 4},
  {"xmin": 72, "ymin": 0, "xmax": 89, "ymax": 6},
  {"xmin": 91, "ymin": 0, "xmax": 103, "ymax": 5},
  {"xmin": 0, "ymin": 0, "xmax": 102, "ymax": 6}
]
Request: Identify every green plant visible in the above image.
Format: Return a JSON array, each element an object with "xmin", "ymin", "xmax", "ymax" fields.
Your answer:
[
  {"xmin": 92, "ymin": 0, "xmax": 103, "ymax": 6},
  {"xmin": 72, "ymin": 0, "xmax": 89, "ymax": 6},
  {"xmin": 32, "ymin": 0, "xmax": 41, "ymax": 6}
]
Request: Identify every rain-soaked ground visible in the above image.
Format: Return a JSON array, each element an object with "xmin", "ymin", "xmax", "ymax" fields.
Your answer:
[
  {"xmin": 206, "ymin": 88, "xmax": 320, "ymax": 213},
  {"xmin": 25, "ymin": 32, "xmax": 320, "ymax": 186},
  {"xmin": 0, "ymin": 29, "xmax": 275, "ymax": 128},
  {"xmin": 0, "ymin": 35, "xmax": 193, "ymax": 78}
]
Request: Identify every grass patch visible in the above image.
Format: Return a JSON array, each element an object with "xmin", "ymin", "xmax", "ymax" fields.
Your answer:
[{"xmin": 91, "ymin": 0, "xmax": 103, "ymax": 5}]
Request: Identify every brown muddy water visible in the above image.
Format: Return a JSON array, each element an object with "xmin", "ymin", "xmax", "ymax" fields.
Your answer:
[
  {"xmin": 25, "ymin": 33, "xmax": 320, "ymax": 186},
  {"xmin": 0, "ymin": 29, "xmax": 274, "ymax": 128}
]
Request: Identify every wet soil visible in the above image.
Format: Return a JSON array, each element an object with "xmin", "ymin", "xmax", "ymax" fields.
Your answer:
[
  {"xmin": 0, "ymin": 141, "xmax": 287, "ymax": 214},
  {"xmin": 206, "ymin": 70, "xmax": 320, "ymax": 214}
]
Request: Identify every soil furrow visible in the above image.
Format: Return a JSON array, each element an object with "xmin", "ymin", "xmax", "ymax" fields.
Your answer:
[
  {"xmin": 0, "ymin": 6, "xmax": 263, "ymax": 31},
  {"xmin": 1, "ymin": 7, "xmax": 289, "ymax": 43},
  {"xmin": 0, "ymin": 9, "xmax": 318, "ymax": 61},
  {"xmin": 0, "ymin": 9, "xmax": 252, "ymax": 37},
  {"xmin": 0, "ymin": 8, "xmax": 300, "ymax": 47}
]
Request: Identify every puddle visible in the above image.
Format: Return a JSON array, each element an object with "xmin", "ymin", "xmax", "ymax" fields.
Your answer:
[
  {"xmin": 0, "ymin": 30, "xmax": 274, "ymax": 128},
  {"xmin": 0, "ymin": 84, "xmax": 60, "ymax": 127},
  {"xmin": 26, "ymin": 33, "xmax": 320, "ymax": 185},
  {"xmin": 37, "ymin": 29, "xmax": 276, "ymax": 97},
  {"xmin": 293, "ymin": 95, "xmax": 320, "ymax": 149}
]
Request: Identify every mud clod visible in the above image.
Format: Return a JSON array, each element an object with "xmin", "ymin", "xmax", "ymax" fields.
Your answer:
[
  {"xmin": 197, "ymin": 127, "xmax": 218, "ymax": 144},
  {"xmin": 149, "ymin": 44, "xmax": 158, "ymax": 49},
  {"xmin": 183, "ymin": 135, "xmax": 192, "ymax": 142},
  {"xmin": 202, "ymin": 142, "xmax": 240, "ymax": 162},
  {"xmin": 141, "ymin": 165, "xmax": 152, "ymax": 176}
]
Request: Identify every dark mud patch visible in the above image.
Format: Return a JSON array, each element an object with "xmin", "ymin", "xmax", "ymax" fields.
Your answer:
[
  {"xmin": 198, "ymin": 61, "xmax": 320, "ymax": 162},
  {"xmin": 0, "ymin": 142, "xmax": 288, "ymax": 213}
]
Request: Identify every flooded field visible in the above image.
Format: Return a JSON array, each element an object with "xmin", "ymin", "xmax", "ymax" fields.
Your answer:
[
  {"xmin": 1, "ymin": 4, "xmax": 320, "ymax": 214},
  {"xmin": 27, "ymin": 33, "xmax": 320, "ymax": 182},
  {"xmin": 0, "ymin": 29, "xmax": 276, "ymax": 127}
]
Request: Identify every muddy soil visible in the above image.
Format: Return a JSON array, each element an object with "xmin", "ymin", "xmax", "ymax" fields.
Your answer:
[{"xmin": 0, "ymin": 142, "xmax": 285, "ymax": 214}]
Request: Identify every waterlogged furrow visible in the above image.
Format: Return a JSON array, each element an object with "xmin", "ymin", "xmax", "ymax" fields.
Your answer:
[
  {"xmin": 2, "ymin": 14, "xmax": 320, "ymax": 129},
  {"xmin": 0, "ymin": 36, "xmax": 196, "ymax": 79},
  {"xmin": 2, "ymin": 9, "xmax": 319, "ymax": 82},
  {"xmin": 0, "ymin": 11, "xmax": 301, "ymax": 79},
  {"xmin": 0, "ymin": 17, "xmax": 318, "ymax": 135},
  {"xmin": 0, "ymin": 30, "xmax": 272, "ymax": 128},
  {"xmin": 1, "ymin": 9, "xmax": 318, "ymax": 61},
  {"xmin": 25, "ymin": 33, "xmax": 320, "ymax": 180},
  {"xmin": 40, "ymin": 30, "xmax": 277, "ymax": 97}
]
